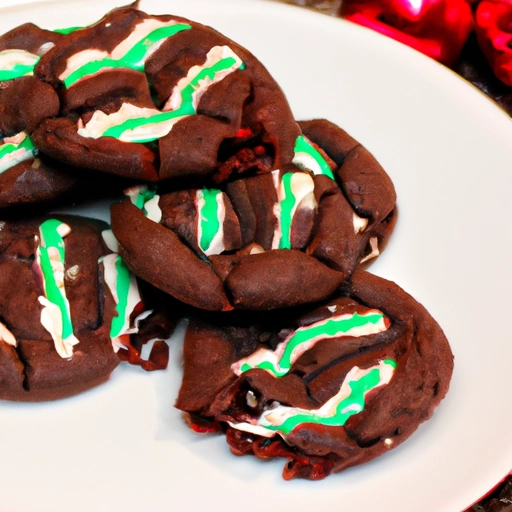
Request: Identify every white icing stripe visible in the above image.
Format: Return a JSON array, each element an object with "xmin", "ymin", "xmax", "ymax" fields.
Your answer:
[
  {"xmin": 271, "ymin": 171, "xmax": 316, "ymax": 250},
  {"xmin": 196, "ymin": 190, "xmax": 227, "ymax": 256},
  {"xmin": 163, "ymin": 46, "xmax": 243, "ymax": 112},
  {"xmin": 38, "ymin": 296, "xmax": 79, "ymax": 359},
  {"xmin": 125, "ymin": 184, "xmax": 146, "ymax": 204},
  {"xmin": 110, "ymin": 19, "xmax": 178, "ymax": 62},
  {"xmin": 271, "ymin": 170, "xmax": 284, "ymax": 249},
  {"xmin": 262, "ymin": 362, "xmax": 394, "ymax": 426},
  {"xmin": 78, "ymin": 46, "xmax": 243, "ymax": 142},
  {"xmin": 0, "ymin": 321, "xmax": 17, "ymax": 347},
  {"xmin": 59, "ymin": 49, "xmax": 107, "ymax": 82},
  {"xmin": 227, "ymin": 420, "xmax": 275, "ymax": 438},
  {"xmin": 36, "ymin": 222, "xmax": 80, "ymax": 359},
  {"xmin": 0, "ymin": 49, "xmax": 39, "ymax": 72},
  {"xmin": 124, "ymin": 185, "xmax": 162, "ymax": 223},
  {"xmin": 207, "ymin": 192, "xmax": 227, "ymax": 256},
  {"xmin": 102, "ymin": 254, "xmax": 121, "ymax": 305},
  {"xmin": 3, "ymin": 133, "xmax": 26, "ymax": 145},
  {"xmin": 231, "ymin": 360, "xmax": 395, "ymax": 438},
  {"xmin": 101, "ymin": 229, "xmax": 120, "ymax": 253},
  {"xmin": 144, "ymin": 194, "xmax": 163, "ymax": 224},
  {"xmin": 231, "ymin": 312, "xmax": 388, "ymax": 377},
  {"xmin": 101, "ymin": 253, "xmax": 143, "ymax": 353},
  {"xmin": 78, "ymin": 103, "xmax": 164, "ymax": 140},
  {"xmin": 0, "ymin": 147, "xmax": 34, "ymax": 174},
  {"xmin": 59, "ymin": 19, "xmax": 184, "ymax": 82},
  {"xmin": 293, "ymin": 151, "xmax": 323, "ymax": 176},
  {"xmin": 0, "ymin": 132, "xmax": 37, "ymax": 174}
]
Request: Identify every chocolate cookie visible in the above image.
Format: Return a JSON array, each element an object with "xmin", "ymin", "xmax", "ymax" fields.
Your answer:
[
  {"xmin": 0, "ymin": 22, "xmax": 62, "ymax": 136},
  {"xmin": 110, "ymin": 118, "xmax": 396, "ymax": 311},
  {"xmin": 0, "ymin": 215, "xmax": 164, "ymax": 401},
  {"xmin": 0, "ymin": 24, "xmax": 79, "ymax": 209},
  {"xmin": 175, "ymin": 270, "xmax": 453, "ymax": 480},
  {"xmin": 30, "ymin": 5, "xmax": 300, "ymax": 182}
]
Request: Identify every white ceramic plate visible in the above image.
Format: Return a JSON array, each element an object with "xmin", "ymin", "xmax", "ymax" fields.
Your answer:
[{"xmin": 0, "ymin": 0, "xmax": 511, "ymax": 510}]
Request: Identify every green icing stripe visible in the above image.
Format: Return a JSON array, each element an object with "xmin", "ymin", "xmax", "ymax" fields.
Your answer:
[
  {"xmin": 238, "ymin": 312, "xmax": 387, "ymax": 378},
  {"xmin": 101, "ymin": 54, "xmax": 241, "ymax": 142},
  {"xmin": 0, "ymin": 63, "xmax": 36, "ymax": 80},
  {"xmin": 276, "ymin": 172, "xmax": 297, "ymax": 250},
  {"xmin": 63, "ymin": 23, "xmax": 191, "ymax": 87},
  {"xmin": 54, "ymin": 26, "xmax": 83, "ymax": 35},
  {"xmin": 128, "ymin": 186, "xmax": 157, "ymax": 215},
  {"xmin": 293, "ymin": 135, "xmax": 335, "ymax": 180},
  {"xmin": 0, "ymin": 50, "xmax": 40, "ymax": 81},
  {"xmin": 261, "ymin": 360, "xmax": 396, "ymax": 434},
  {"xmin": 38, "ymin": 219, "xmax": 74, "ymax": 340},
  {"xmin": 109, "ymin": 255, "xmax": 132, "ymax": 339},
  {"xmin": 122, "ymin": 25, "xmax": 189, "ymax": 70},
  {"xmin": 197, "ymin": 189, "xmax": 222, "ymax": 254},
  {"xmin": 0, "ymin": 134, "xmax": 38, "ymax": 174}
]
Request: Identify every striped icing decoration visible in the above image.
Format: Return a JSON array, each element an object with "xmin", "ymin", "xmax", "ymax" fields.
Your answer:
[
  {"xmin": 271, "ymin": 170, "xmax": 316, "ymax": 250},
  {"xmin": 196, "ymin": 188, "xmax": 226, "ymax": 256},
  {"xmin": 293, "ymin": 135, "xmax": 335, "ymax": 180},
  {"xmin": 229, "ymin": 359, "xmax": 396, "ymax": 437},
  {"xmin": 0, "ymin": 133, "xmax": 38, "ymax": 174},
  {"xmin": 0, "ymin": 49, "xmax": 39, "ymax": 81},
  {"xmin": 101, "ymin": 252, "xmax": 143, "ymax": 352},
  {"xmin": 232, "ymin": 310, "xmax": 389, "ymax": 378},
  {"xmin": 78, "ymin": 45, "xmax": 244, "ymax": 143},
  {"xmin": 36, "ymin": 219, "xmax": 80, "ymax": 359},
  {"xmin": 124, "ymin": 185, "xmax": 162, "ymax": 223},
  {"xmin": 59, "ymin": 19, "xmax": 192, "ymax": 87}
]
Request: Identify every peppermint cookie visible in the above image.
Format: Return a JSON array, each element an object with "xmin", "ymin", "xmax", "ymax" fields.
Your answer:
[
  {"xmin": 31, "ymin": 5, "xmax": 300, "ymax": 182},
  {"xmin": 0, "ymin": 215, "xmax": 161, "ymax": 401},
  {"xmin": 110, "ymin": 118, "xmax": 396, "ymax": 311},
  {"xmin": 175, "ymin": 270, "xmax": 453, "ymax": 479}
]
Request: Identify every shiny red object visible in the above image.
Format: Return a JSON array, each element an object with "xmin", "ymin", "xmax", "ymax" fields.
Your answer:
[
  {"xmin": 476, "ymin": 0, "xmax": 512, "ymax": 86},
  {"xmin": 342, "ymin": 0, "xmax": 474, "ymax": 66}
]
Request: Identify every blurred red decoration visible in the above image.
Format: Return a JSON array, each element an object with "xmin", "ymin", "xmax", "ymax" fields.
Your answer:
[
  {"xmin": 475, "ymin": 0, "xmax": 512, "ymax": 86},
  {"xmin": 342, "ymin": 0, "xmax": 474, "ymax": 66}
]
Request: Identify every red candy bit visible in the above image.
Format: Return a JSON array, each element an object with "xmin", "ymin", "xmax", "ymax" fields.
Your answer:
[
  {"xmin": 253, "ymin": 145, "xmax": 266, "ymax": 156},
  {"xmin": 185, "ymin": 414, "xmax": 222, "ymax": 434},
  {"xmin": 342, "ymin": 0, "xmax": 473, "ymax": 66},
  {"xmin": 476, "ymin": 0, "xmax": 512, "ymax": 86},
  {"xmin": 235, "ymin": 128, "xmax": 254, "ymax": 139}
]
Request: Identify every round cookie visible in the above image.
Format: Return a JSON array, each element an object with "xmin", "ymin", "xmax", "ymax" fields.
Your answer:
[
  {"xmin": 0, "ymin": 22, "xmax": 63, "ymax": 136},
  {"xmin": 0, "ymin": 24, "xmax": 79, "ymax": 209},
  {"xmin": 0, "ymin": 215, "xmax": 162, "ymax": 401},
  {"xmin": 110, "ymin": 118, "xmax": 396, "ymax": 311},
  {"xmin": 31, "ymin": 5, "xmax": 300, "ymax": 182},
  {"xmin": 175, "ymin": 270, "xmax": 453, "ymax": 480}
]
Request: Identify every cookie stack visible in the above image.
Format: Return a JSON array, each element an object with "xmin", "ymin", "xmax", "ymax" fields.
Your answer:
[{"xmin": 0, "ymin": 4, "xmax": 453, "ymax": 479}]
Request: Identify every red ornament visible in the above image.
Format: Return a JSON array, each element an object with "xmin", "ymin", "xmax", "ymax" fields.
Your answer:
[
  {"xmin": 476, "ymin": 0, "xmax": 512, "ymax": 86},
  {"xmin": 342, "ymin": 0, "xmax": 474, "ymax": 66}
]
